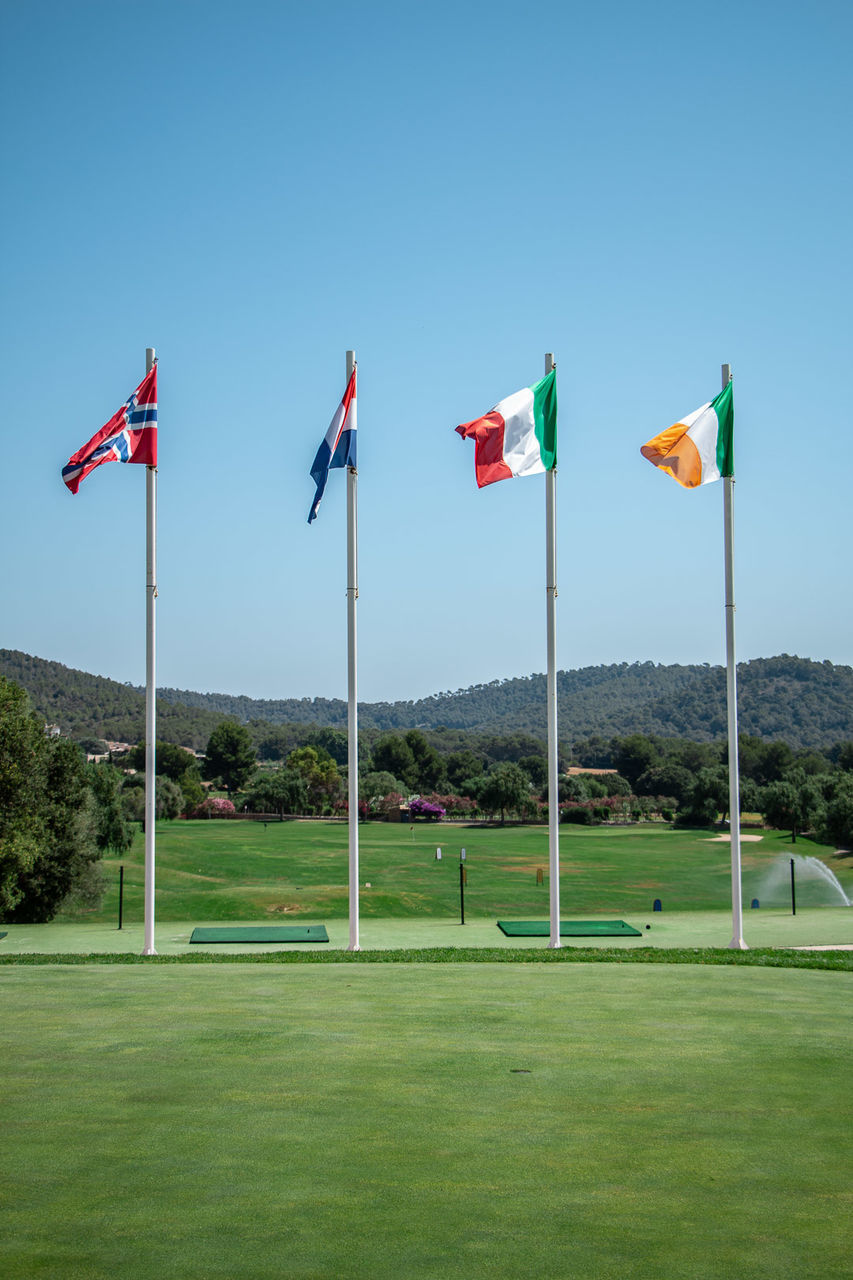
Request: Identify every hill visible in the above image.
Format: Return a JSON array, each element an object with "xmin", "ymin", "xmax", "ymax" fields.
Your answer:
[{"xmin": 1, "ymin": 649, "xmax": 851, "ymax": 751}]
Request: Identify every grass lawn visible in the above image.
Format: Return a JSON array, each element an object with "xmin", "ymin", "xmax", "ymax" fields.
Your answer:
[
  {"xmin": 60, "ymin": 819, "xmax": 853, "ymax": 926},
  {"xmin": 1, "ymin": 961, "xmax": 850, "ymax": 1280}
]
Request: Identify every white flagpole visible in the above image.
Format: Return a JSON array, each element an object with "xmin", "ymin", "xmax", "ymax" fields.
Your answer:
[
  {"xmin": 142, "ymin": 345, "xmax": 158, "ymax": 956},
  {"xmin": 346, "ymin": 349, "xmax": 360, "ymax": 951},
  {"xmin": 722, "ymin": 361, "xmax": 747, "ymax": 950},
  {"xmin": 545, "ymin": 352, "xmax": 561, "ymax": 948}
]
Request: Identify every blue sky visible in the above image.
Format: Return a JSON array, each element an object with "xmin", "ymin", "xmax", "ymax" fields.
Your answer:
[{"xmin": 2, "ymin": 0, "xmax": 850, "ymax": 704}]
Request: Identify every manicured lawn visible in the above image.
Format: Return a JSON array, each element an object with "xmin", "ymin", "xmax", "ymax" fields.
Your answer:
[
  {"xmin": 1, "ymin": 962, "xmax": 850, "ymax": 1279},
  {"xmin": 62, "ymin": 819, "xmax": 851, "ymax": 925}
]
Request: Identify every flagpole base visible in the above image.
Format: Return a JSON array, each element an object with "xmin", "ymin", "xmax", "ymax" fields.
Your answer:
[
  {"xmin": 347, "ymin": 945, "xmax": 361, "ymax": 952},
  {"xmin": 142, "ymin": 947, "xmax": 158, "ymax": 956},
  {"xmin": 548, "ymin": 939, "xmax": 562, "ymax": 949},
  {"xmin": 728, "ymin": 937, "xmax": 748, "ymax": 950}
]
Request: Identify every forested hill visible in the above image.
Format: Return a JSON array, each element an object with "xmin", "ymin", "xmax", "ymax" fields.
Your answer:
[{"xmin": 1, "ymin": 650, "xmax": 852, "ymax": 750}]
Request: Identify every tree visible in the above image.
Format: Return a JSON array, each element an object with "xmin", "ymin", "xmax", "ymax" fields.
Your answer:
[
  {"xmin": 676, "ymin": 767, "xmax": 729, "ymax": 828},
  {"xmin": 1, "ymin": 677, "xmax": 108, "ymax": 921},
  {"xmin": 204, "ymin": 721, "xmax": 257, "ymax": 793},
  {"xmin": 156, "ymin": 777, "xmax": 185, "ymax": 820},
  {"xmin": 7, "ymin": 737, "xmax": 100, "ymax": 923},
  {"xmin": 0, "ymin": 677, "xmax": 49, "ymax": 916},
  {"xmin": 518, "ymin": 755, "xmax": 547, "ymax": 792},
  {"xmin": 371, "ymin": 735, "xmax": 418, "ymax": 790},
  {"xmin": 306, "ymin": 727, "xmax": 349, "ymax": 766},
  {"xmin": 612, "ymin": 735, "xmax": 661, "ymax": 787},
  {"xmin": 762, "ymin": 769, "xmax": 825, "ymax": 843},
  {"xmin": 821, "ymin": 776, "xmax": 853, "ymax": 848},
  {"xmin": 404, "ymin": 731, "xmax": 446, "ymax": 792},
  {"xmin": 126, "ymin": 741, "xmax": 205, "ymax": 814},
  {"xmin": 87, "ymin": 762, "xmax": 134, "ymax": 853},
  {"xmin": 361, "ymin": 770, "xmax": 404, "ymax": 804},
  {"xmin": 128, "ymin": 740, "xmax": 201, "ymax": 784},
  {"xmin": 286, "ymin": 746, "xmax": 342, "ymax": 813},
  {"xmin": 479, "ymin": 762, "xmax": 530, "ymax": 825},
  {"xmin": 446, "ymin": 750, "xmax": 484, "ymax": 790},
  {"xmin": 560, "ymin": 774, "xmax": 591, "ymax": 803},
  {"xmin": 635, "ymin": 763, "xmax": 695, "ymax": 808},
  {"xmin": 243, "ymin": 768, "xmax": 309, "ymax": 816}
]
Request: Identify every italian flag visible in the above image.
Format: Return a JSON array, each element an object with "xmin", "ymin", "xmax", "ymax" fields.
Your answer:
[
  {"xmin": 456, "ymin": 368, "xmax": 556, "ymax": 488},
  {"xmin": 641, "ymin": 381, "xmax": 734, "ymax": 488}
]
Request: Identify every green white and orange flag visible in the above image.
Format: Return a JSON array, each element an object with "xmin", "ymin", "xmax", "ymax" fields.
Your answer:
[{"xmin": 641, "ymin": 381, "xmax": 733, "ymax": 488}]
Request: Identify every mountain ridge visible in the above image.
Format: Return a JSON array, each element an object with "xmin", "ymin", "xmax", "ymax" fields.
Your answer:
[{"xmin": 1, "ymin": 649, "xmax": 851, "ymax": 751}]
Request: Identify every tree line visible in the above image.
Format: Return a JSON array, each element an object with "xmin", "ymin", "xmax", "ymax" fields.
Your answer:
[
  {"xmin": 3, "ymin": 649, "xmax": 853, "ymax": 751},
  {"xmin": 147, "ymin": 719, "xmax": 853, "ymax": 852}
]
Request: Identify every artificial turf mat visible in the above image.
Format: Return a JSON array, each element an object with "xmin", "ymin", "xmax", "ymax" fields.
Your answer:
[
  {"xmin": 189, "ymin": 926, "xmax": 329, "ymax": 944},
  {"xmin": 497, "ymin": 920, "xmax": 643, "ymax": 938},
  {"xmin": 0, "ymin": 932, "xmax": 6, "ymax": 940}
]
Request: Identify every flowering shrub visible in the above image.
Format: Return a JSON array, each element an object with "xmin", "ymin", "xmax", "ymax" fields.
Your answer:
[
  {"xmin": 420, "ymin": 792, "xmax": 478, "ymax": 818},
  {"xmin": 378, "ymin": 791, "xmax": 406, "ymax": 818},
  {"xmin": 192, "ymin": 796, "xmax": 236, "ymax": 818},
  {"xmin": 409, "ymin": 796, "xmax": 446, "ymax": 821}
]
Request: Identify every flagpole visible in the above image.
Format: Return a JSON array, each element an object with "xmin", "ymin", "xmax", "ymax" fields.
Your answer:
[
  {"xmin": 142, "ymin": 346, "xmax": 157, "ymax": 956},
  {"xmin": 346, "ymin": 349, "xmax": 360, "ymax": 951},
  {"xmin": 545, "ymin": 352, "xmax": 561, "ymax": 948},
  {"xmin": 722, "ymin": 362, "xmax": 747, "ymax": 950}
]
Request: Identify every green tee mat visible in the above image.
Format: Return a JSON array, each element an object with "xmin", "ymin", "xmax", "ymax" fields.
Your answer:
[
  {"xmin": 497, "ymin": 920, "xmax": 642, "ymax": 938},
  {"xmin": 0, "ymin": 932, "xmax": 6, "ymax": 941},
  {"xmin": 190, "ymin": 926, "xmax": 329, "ymax": 944}
]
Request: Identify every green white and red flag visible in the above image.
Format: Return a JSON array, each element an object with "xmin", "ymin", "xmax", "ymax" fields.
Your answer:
[{"xmin": 456, "ymin": 368, "xmax": 556, "ymax": 487}]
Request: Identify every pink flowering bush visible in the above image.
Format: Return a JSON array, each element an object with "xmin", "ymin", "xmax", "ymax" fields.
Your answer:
[
  {"xmin": 192, "ymin": 796, "xmax": 236, "ymax": 818},
  {"xmin": 421, "ymin": 793, "xmax": 478, "ymax": 818}
]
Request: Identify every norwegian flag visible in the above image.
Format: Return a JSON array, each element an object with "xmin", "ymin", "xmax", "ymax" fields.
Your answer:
[{"xmin": 62, "ymin": 365, "xmax": 158, "ymax": 494}]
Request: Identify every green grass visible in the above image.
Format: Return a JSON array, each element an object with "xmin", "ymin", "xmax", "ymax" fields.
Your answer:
[
  {"xmin": 61, "ymin": 818, "xmax": 853, "ymax": 925},
  {"xmin": 1, "ymin": 962, "xmax": 850, "ymax": 1279}
]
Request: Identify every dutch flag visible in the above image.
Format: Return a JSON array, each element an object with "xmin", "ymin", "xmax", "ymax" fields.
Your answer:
[{"xmin": 307, "ymin": 365, "xmax": 357, "ymax": 523}]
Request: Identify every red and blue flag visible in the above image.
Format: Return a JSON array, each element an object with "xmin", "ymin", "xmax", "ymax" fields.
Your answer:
[
  {"xmin": 308, "ymin": 365, "xmax": 357, "ymax": 523},
  {"xmin": 62, "ymin": 365, "xmax": 158, "ymax": 494}
]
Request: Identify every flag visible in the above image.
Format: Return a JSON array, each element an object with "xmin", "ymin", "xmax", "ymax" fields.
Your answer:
[
  {"xmin": 62, "ymin": 366, "xmax": 158, "ymax": 494},
  {"xmin": 641, "ymin": 381, "xmax": 733, "ymax": 488},
  {"xmin": 456, "ymin": 368, "xmax": 556, "ymax": 487},
  {"xmin": 308, "ymin": 365, "xmax": 357, "ymax": 523}
]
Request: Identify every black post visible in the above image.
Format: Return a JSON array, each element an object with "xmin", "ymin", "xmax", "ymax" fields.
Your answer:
[
  {"xmin": 118, "ymin": 865, "xmax": 124, "ymax": 931},
  {"xmin": 790, "ymin": 857, "xmax": 796, "ymax": 916}
]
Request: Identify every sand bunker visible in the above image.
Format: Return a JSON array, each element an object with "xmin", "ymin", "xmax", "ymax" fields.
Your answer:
[{"xmin": 706, "ymin": 833, "xmax": 764, "ymax": 842}]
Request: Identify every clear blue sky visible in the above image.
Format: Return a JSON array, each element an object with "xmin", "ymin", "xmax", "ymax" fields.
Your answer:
[{"xmin": 2, "ymin": 1, "xmax": 851, "ymax": 704}]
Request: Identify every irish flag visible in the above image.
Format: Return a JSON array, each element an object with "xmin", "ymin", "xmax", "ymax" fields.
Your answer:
[
  {"xmin": 456, "ymin": 368, "xmax": 556, "ymax": 487},
  {"xmin": 641, "ymin": 381, "xmax": 733, "ymax": 488}
]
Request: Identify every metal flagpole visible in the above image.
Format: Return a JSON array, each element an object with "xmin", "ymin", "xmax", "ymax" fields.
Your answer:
[
  {"xmin": 346, "ymin": 349, "xmax": 360, "ymax": 951},
  {"xmin": 545, "ymin": 352, "xmax": 561, "ymax": 948},
  {"xmin": 722, "ymin": 361, "xmax": 747, "ymax": 950},
  {"xmin": 142, "ymin": 346, "xmax": 158, "ymax": 956}
]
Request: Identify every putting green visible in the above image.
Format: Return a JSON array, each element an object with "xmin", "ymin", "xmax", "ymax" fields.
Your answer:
[
  {"xmin": 498, "ymin": 919, "xmax": 642, "ymax": 937},
  {"xmin": 1, "ymin": 963, "xmax": 850, "ymax": 1279},
  {"xmin": 1, "ymin": 908, "xmax": 852, "ymax": 954},
  {"xmin": 189, "ymin": 925, "xmax": 329, "ymax": 944}
]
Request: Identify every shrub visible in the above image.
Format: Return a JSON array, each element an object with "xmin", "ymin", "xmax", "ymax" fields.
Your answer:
[
  {"xmin": 409, "ymin": 796, "xmax": 446, "ymax": 821},
  {"xmin": 192, "ymin": 796, "xmax": 236, "ymax": 819},
  {"xmin": 561, "ymin": 806, "xmax": 596, "ymax": 825}
]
